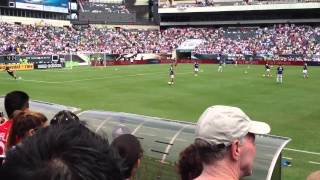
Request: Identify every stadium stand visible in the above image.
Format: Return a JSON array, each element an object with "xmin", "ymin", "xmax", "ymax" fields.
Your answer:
[
  {"xmin": 0, "ymin": 16, "xmax": 71, "ymax": 27},
  {"xmin": 0, "ymin": 23, "xmax": 319, "ymax": 61},
  {"xmin": 82, "ymin": 2, "xmax": 131, "ymax": 14}
]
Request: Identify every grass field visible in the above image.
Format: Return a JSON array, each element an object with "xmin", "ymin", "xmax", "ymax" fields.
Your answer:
[{"xmin": 1, "ymin": 63, "xmax": 320, "ymax": 179}]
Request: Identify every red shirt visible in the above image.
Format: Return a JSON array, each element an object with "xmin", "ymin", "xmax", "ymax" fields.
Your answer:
[{"xmin": 0, "ymin": 120, "xmax": 12, "ymax": 156}]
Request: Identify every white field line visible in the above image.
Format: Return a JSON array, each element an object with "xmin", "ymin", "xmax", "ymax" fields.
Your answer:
[
  {"xmin": 284, "ymin": 148, "xmax": 320, "ymax": 156},
  {"xmin": 309, "ymin": 161, "xmax": 320, "ymax": 165},
  {"xmin": 283, "ymin": 157, "xmax": 293, "ymax": 160},
  {"xmin": 3, "ymin": 71, "xmax": 193, "ymax": 84}
]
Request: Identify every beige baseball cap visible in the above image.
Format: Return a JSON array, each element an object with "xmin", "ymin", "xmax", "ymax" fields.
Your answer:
[{"xmin": 195, "ymin": 105, "xmax": 271, "ymax": 145}]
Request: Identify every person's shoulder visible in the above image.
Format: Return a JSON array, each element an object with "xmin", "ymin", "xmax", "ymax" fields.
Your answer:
[
  {"xmin": 0, "ymin": 120, "xmax": 12, "ymax": 126},
  {"xmin": 0, "ymin": 119, "xmax": 12, "ymax": 131}
]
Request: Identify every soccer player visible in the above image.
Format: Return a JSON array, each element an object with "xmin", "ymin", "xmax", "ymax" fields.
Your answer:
[
  {"xmin": 265, "ymin": 63, "xmax": 271, "ymax": 77},
  {"xmin": 276, "ymin": 64, "xmax": 284, "ymax": 83},
  {"xmin": 174, "ymin": 58, "xmax": 178, "ymax": 67},
  {"xmin": 194, "ymin": 61, "xmax": 199, "ymax": 76},
  {"xmin": 168, "ymin": 64, "xmax": 175, "ymax": 85},
  {"xmin": 4, "ymin": 66, "xmax": 17, "ymax": 79},
  {"xmin": 303, "ymin": 63, "xmax": 308, "ymax": 79},
  {"xmin": 218, "ymin": 61, "xmax": 223, "ymax": 72}
]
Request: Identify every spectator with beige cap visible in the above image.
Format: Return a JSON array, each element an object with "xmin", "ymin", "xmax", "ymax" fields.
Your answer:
[{"xmin": 177, "ymin": 105, "xmax": 271, "ymax": 180}]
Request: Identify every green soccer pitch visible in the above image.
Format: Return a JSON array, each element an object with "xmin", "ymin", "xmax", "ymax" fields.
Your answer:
[{"xmin": 1, "ymin": 63, "xmax": 320, "ymax": 180}]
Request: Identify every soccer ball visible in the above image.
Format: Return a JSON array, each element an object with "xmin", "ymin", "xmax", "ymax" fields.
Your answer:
[
  {"xmin": 263, "ymin": 74, "xmax": 266, "ymax": 77},
  {"xmin": 18, "ymin": 77, "xmax": 22, "ymax": 79},
  {"xmin": 168, "ymin": 82, "xmax": 172, "ymax": 85}
]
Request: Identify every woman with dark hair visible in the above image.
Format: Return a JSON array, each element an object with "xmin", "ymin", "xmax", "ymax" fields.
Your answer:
[
  {"xmin": 50, "ymin": 110, "xmax": 80, "ymax": 125},
  {"xmin": 177, "ymin": 140, "xmax": 203, "ymax": 180},
  {"xmin": 111, "ymin": 134, "xmax": 143, "ymax": 180},
  {"xmin": 6, "ymin": 110, "xmax": 48, "ymax": 150}
]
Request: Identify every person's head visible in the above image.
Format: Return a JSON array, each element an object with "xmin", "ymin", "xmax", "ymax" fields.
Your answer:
[
  {"xmin": 6, "ymin": 110, "xmax": 48, "ymax": 150},
  {"xmin": 111, "ymin": 134, "xmax": 143, "ymax": 179},
  {"xmin": 178, "ymin": 105, "xmax": 270, "ymax": 179},
  {"xmin": 307, "ymin": 171, "xmax": 320, "ymax": 180},
  {"xmin": 112, "ymin": 124, "xmax": 132, "ymax": 140},
  {"xmin": 4, "ymin": 91, "xmax": 29, "ymax": 119},
  {"xmin": 1, "ymin": 121, "xmax": 123, "ymax": 180},
  {"xmin": 177, "ymin": 140, "xmax": 203, "ymax": 180},
  {"xmin": 50, "ymin": 110, "xmax": 80, "ymax": 125}
]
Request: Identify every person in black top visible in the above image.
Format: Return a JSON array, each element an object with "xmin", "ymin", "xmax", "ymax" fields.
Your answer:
[
  {"xmin": 276, "ymin": 65, "xmax": 284, "ymax": 83},
  {"xmin": 168, "ymin": 64, "xmax": 175, "ymax": 85},
  {"xmin": 265, "ymin": 63, "xmax": 271, "ymax": 77},
  {"xmin": 303, "ymin": 63, "xmax": 308, "ymax": 79},
  {"xmin": 5, "ymin": 67, "xmax": 17, "ymax": 79},
  {"xmin": 194, "ymin": 62, "xmax": 199, "ymax": 76}
]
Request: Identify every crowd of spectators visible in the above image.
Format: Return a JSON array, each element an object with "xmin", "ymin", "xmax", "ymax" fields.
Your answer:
[
  {"xmin": 1, "ymin": 23, "xmax": 320, "ymax": 61},
  {"xmin": 191, "ymin": 24, "xmax": 320, "ymax": 61},
  {"xmin": 83, "ymin": 2, "xmax": 131, "ymax": 14}
]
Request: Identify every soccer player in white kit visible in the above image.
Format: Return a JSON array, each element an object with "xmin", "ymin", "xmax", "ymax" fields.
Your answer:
[
  {"xmin": 194, "ymin": 61, "xmax": 199, "ymax": 76},
  {"xmin": 168, "ymin": 64, "xmax": 175, "ymax": 85},
  {"xmin": 303, "ymin": 63, "xmax": 308, "ymax": 78},
  {"xmin": 265, "ymin": 63, "xmax": 271, "ymax": 77}
]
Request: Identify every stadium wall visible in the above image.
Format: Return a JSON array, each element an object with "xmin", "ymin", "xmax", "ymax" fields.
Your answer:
[
  {"xmin": 0, "ymin": 16, "xmax": 71, "ymax": 26},
  {"xmin": 78, "ymin": 12, "xmax": 136, "ymax": 24},
  {"xmin": 160, "ymin": 8, "xmax": 320, "ymax": 25},
  {"xmin": 0, "ymin": 63, "xmax": 33, "ymax": 71},
  {"xmin": 90, "ymin": 59, "xmax": 320, "ymax": 66},
  {"xmin": 0, "ymin": 55, "xmax": 64, "ymax": 69},
  {"xmin": 93, "ymin": 24, "xmax": 160, "ymax": 30},
  {"xmin": 158, "ymin": 2, "xmax": 320, "ymax": 13}
]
